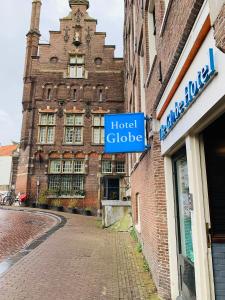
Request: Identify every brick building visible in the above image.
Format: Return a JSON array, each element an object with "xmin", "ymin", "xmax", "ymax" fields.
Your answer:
[
  {"xmin": 16, "ymin": 0, "xmax": 125, "ymax": 214},
  {"xmin": 124, "ymin": 0, "xmax": 225, "ymax": 299}
]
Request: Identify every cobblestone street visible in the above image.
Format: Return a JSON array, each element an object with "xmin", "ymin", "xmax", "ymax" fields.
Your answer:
[
  {"xmin": 0, "ymin": 210, "xmax": 158, "ymax": 300},
  {"xmin": 0, "ymin": 209, "xmax": 57, "ymax": 262}
]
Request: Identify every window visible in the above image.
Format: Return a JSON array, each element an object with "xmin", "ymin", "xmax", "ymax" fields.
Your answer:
[
  {"xmin": 69, "ymin": 55, "xmax": 85, "ymax": 78},
  {"xmin": 102, "ymin": 160, "xmax": 112, "ymax": 173},
  {"xmin": 148, "ymin": 1, "xmax": 157, "ymax": 70},
  {"xmin": 48, "ymin": 159, "xmax": 85, "ymax": 196},
  {"xmin": 99, "ymin": 89, "xmax": 103, "ymax": 102},
  {"xmin": 92, "ymin": 114, "xmax": 104, "ymax": 144},
  {"xmin": 64, "ymin": 114, "xmax": 83, "ymax": 145},
  {"xmin": 38, "ymin": 113, "xmax": 55, "ymax": 144},
  {"xmin": 115, "ymin": 161, "xmax": 125, "ymax": 173}
]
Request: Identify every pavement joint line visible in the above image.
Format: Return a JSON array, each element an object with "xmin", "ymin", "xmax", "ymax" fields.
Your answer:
[{"xmin": 0, "ymin": 208, "xmax": 67, "ymax": 278}]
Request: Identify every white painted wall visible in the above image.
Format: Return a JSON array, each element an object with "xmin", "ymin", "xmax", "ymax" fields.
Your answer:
[{"xmin": 0, "ymin": 156, "xmax": 12, "ymax": 187}]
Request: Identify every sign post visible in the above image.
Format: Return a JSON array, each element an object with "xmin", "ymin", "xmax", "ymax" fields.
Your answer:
[{"xmin": 104, "ymin": 113, "xmax": 146, "ymax": 154}]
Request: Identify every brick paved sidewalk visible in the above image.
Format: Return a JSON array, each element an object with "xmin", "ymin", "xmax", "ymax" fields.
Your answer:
[{"xmin": 0, "ymin": 212, "xmax": 159, "ymax": 300}]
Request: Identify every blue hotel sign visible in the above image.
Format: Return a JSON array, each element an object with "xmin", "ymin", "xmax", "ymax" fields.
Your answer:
[
  {"xmin": 160, "ymin": 48, "xmax": 216, "ymax": 141},
  {"xmin": 104, "ymin": 113, "xmax": 145, "ymax": 153}
]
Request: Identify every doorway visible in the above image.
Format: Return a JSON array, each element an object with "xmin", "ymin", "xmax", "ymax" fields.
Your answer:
[
  {"xmin": 103, "ymin": 177, "xmax": 120, "ymax": 200},
  {"xmin": 173, "ymin": 149, "xmax": 196, "ymax": 300},
  {"xmin": 204, "ymin": 113, "xmax": 225, "ymax": 299}
]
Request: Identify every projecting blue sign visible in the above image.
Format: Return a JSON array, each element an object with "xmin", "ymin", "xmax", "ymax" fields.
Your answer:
[
  {"xmin": 160, "ymin": 48, "xmax": 216, "ymax": 141},
  {"xmin": 104, "ymin": 113, "xmax": 145, "ymax": 153}
]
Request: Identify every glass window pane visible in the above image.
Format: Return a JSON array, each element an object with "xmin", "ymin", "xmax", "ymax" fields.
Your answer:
[
  {"xmin": 77, "ymin": 56, "xmax": 84, "ymax": 64},
  {"xmin": 66, "ymin": 114, "xmax": 74, "ymax": 125},
  {"xmin": 65, "ymin": 127, "xmax": 74, "ymax": 143},
  {"xmin": 62, "ymin": 161, "xmax": 73, "ymax": 173},
  {"xmin": 101, "ymin": 116, "xmax": 104, "ymax": 126},
  {"xmin": 70, "ymin": 56, "xmax": 76, "ymax": 64},
  {"xmin": 74, "ymin": 128, "xmax": 82, "ymax": 143},
  {"xmin": 69, "ymin": 66, "xmax": 75, "ymax": 78},
  {"xmin": 47, "ymin": 127, "xmax": 54, "ymax": 143},
  {"xmin": 74, "ymin": 115, "xmax": 83, "ymax": 126},
  {"xmin": 61, "ymin": 175, "xmax": 73, "ymax": 195},
  {"xmin": 102, "ymin": 161, "xmax": 112, "ymax": 173},
  {"xmin": 93, "ymin": 128, "xmax": 100, "ymax": 144},
  {"xmin": 39, "ymin": 127, "xmax": 46, "ymax": 143},
  {"xmin": 40, "ymin": 114, "xmax": 47, "ymax": 125},
  {"xmin": 176, "ymin": 156, "xmax": 194, "ymax": 263},
  {"xmin": 76, "ymin": 66, "xmax": 83, "ymax": 78},
  {"xmin": 48, "ymin": 114, "xmax": 55, "ymax": 125},
  {"xmin": 72, "ymin": 175, "xmax": 84, "ymax": 194},
  {"xmin": 93, "ymin": 116, "xmax": 100, "ymax": 126},
  {"xmin": 50, "ymin": 161, "xmax": 61, "ymax": 173},
  {"xmin": 48, "ymin": 175, "xmax": 61, "ymax": 191},
  {"xmin": 116, "ymin": 161, "xmax": 125, "ymax": 173},
  {"xmin": 74, "ymin": 160, "xmax": 84, "ymax": 173}
]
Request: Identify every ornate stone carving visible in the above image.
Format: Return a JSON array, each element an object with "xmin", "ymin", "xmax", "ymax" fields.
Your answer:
[{"xmin": 64, "ymin": 26, "xmax": 70, "ymax": 42}]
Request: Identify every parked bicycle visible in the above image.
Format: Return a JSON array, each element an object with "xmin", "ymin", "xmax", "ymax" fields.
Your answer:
[{"xmin": 0, "ymin": 191, "xmax": 16, "ymax": 206}]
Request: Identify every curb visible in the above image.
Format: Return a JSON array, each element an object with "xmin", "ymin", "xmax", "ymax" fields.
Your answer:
[{"xmin": 0, "ymin": 208, "xmax": 67, "ymax": 277}]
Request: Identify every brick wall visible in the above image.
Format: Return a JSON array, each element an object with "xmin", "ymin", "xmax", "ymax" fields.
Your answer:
[{"xmin": 214, "ymin": 3, "xmax": 225, "ymax": 53}]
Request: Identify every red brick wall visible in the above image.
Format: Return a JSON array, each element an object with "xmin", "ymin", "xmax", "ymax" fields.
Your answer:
[{"xmin": 214, "ymin": 3, "xmax": 225, "ymax": 53}]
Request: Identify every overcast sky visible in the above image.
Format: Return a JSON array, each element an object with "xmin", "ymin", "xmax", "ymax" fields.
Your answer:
[{"xmin": 0, "ymin": 0, "xmax": 124, "ymax": 146}]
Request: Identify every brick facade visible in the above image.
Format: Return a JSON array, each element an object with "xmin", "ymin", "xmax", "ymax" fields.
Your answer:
[
  {"xmin": 214, "ymin": 3, "xmax": 225, "ymax": 53},
  {"xmin": 16, "ymin": 0, "xmax": 125, "ymax": 212},
  {"xmin": 124, "ymin": 0, "xmax": 207, "ymax": 298}
]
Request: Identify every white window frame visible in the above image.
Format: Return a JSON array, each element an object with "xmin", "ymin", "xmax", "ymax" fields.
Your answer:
[
  {"xmin": 102, "ymin": 160, "xmax": 112, "ymax": 174},
  {"xmin": 92, "ymin": 114, "xmax": 105, "ymax": 145},
  {"xmin": 64, "ymin": 114, "xmax": 84, "ymax": 145},
  {"xmin": 69, "ymin": 55, "xmax": 85, "ymax": 79},
  {"xmin": 38, "ymin": 113, "xmax": 55, "ymax": 144}
]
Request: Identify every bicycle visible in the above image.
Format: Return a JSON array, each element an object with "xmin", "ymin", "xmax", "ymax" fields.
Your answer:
[{"xmin": 0, "ymin": 191, "xmax": 16, "ymax": 206}]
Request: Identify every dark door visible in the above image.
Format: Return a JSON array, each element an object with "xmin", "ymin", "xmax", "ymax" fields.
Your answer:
[
  {"xmin": 204, "ymin": 113, "xmax": 225, "ymax": 299},
  {"xmin": 103, "ymin": 178, "xmax": 120, "ymax": 200},
  {"xmin": 173, "ymin": 149, "xmax": 196, "ymax": 300}
]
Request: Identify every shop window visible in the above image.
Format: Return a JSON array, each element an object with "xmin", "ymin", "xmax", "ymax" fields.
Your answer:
[
  {"xmin": 48, "ymin": 159, "xmax": 85, "ymax": 196},
  {"xmin": 102, "ymin": 160, "xmax": 112, "ymax": 174},
  {"xmin": 115, "ymin": 161, "xmax": 125, "ymax": 173},
  {"xmin": 69, "ymin": 55, "xmax": 85, "ymax": 79},
  {"xmin": 38, "ymin": 113, "xmax": 55, "ymax": 144},
  {"xmin": 92, "ymin": 114, "xmax": 104, "ymax": 144},
  {"xmin": 64, "ymin": 114, "xmax": 83, "ymax": 145}
]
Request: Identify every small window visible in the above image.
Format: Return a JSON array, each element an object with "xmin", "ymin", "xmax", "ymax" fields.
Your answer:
[
  {"xmin": 95, "ymin": 57, "xmax": 103, "ymax": 65},
  {"xmin": 99, "ymin": 89, "xmax": 103, "ymax": 102},
  {"xmin": 50, "ymin": 57, "xmax": 58, "ymax": 64},
  {"xmin": 115, "ymin": 161, "xmax": 125, "ymax": 173},
  {"xmin": 69, "ymin": 55, "xmax": 85, "ymax": 79},
  {"xmin": 64, "ymin": 114, "xmax": 84, "ymax": 145},
  {"xmin": 92, "ymin": 115, "xmax": 104, "ymax": 145},
  {"xmin": 50, "ymin": 160, "xmax": 61, "ymax": 173},
  {"xmin": 38, "ymin": 113, "xmax": 56, "ymax": 144},
  {"xmin": 74, "ymin": 160, "xmax": 85, "ymax": 174},
  {"xmin": 102, "ymin": 160, "xmax": 112, "ymax": 173}
]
